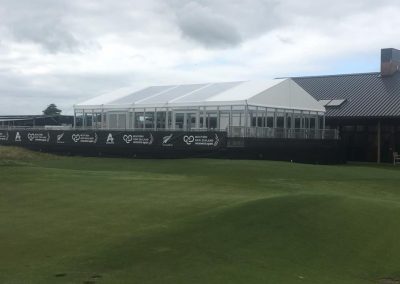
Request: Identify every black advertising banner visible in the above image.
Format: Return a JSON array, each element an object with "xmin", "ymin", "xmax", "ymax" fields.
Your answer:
[
  {"xmin": 5, "ymin": 130, "xmax": 51, "ymax": 144},
  {"xmin": 0, "ymin": 130, "xmax": 10, "ymax": 142},
  {"xmin": 164, "ymin": 133, "xmax": 221, "ymax": 148},
  {"xmin": 0, "ymin": 130, "xmax": 226, "ymax": 150}
]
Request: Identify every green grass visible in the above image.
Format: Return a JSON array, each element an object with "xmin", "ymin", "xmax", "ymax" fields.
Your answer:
[{"xmin": 1, "ymin": 146, "xmax": 400, "ymax": 284}]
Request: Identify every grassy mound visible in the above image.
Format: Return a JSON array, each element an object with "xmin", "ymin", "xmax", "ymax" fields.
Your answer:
[
  {"xmin": 0, "ymin": 146, "xmax": 55, "ymax": 164},
  {"xmin": 0, "ymin": 157, "xmax": 399, "ymax": 283}
]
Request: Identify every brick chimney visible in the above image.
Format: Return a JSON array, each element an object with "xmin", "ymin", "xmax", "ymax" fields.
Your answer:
[{"xmin": 381, "ymin": 48, "xmax": 400, "ymax": 77}]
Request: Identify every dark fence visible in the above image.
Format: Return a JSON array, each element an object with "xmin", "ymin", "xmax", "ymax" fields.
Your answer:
[
  {"xmin": 225, "ymin": 137, "xmax": 345, "ymax": 164},
  {"xmin": 0, "ymin": 129, "xmax": 226, "ymax": 150},
  {"xmin": 0, "ymin": 129, "xmax": 345, "ymax": 164}
]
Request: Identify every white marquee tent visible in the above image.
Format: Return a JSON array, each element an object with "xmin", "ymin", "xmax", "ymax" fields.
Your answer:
[{"xmin": 74, "ymin": 79, "xmax": 326, "ymax": 131}]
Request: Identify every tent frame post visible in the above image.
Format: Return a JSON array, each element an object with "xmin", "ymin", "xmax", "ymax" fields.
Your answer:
[
  {"xmin": 73, "ymin": 110, "xmax": 76, "ymax": 129},
  {"xmin": 196, "ymin": 107, "xmax": 200, "ymax": 129}
]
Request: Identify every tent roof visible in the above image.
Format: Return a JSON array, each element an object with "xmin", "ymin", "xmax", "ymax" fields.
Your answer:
[{"xmin": 75, "ymin": 79, "xmax": 325, "ymax": 112}]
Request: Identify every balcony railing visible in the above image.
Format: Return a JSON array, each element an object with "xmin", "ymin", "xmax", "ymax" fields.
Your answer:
[{"xmin": 227, "ymin": 126, "xmax": 339, "ymax": 140}]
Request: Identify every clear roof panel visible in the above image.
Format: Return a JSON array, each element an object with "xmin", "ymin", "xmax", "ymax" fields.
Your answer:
[
  {"xmin": 138, "ymin": 84, "xmax": 208, "ymax": 105},
  {"xmin": 318, "ymin": 99, "xmax": 331, "ymax": 106},
  {"xmin": 172, "ymin": 82, "xmax": 243, "ymax": 104},
  {"xmin": 327, "ymin": 99, "xmax": 346, "ymax": 107},
  {"xmin": 109, "ymin": 85, "xmax": 175, "ymax": 105}
]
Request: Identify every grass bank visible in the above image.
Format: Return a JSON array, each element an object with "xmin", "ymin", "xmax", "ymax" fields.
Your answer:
[{"xmin": 1, "ymin": 146, "xmax": 399, "ymax": 283}]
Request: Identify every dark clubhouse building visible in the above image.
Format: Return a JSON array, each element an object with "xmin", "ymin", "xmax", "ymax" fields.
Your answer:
[{"xmin": 293, "ymin": 48, "xmax": 400, "ymax": 163}]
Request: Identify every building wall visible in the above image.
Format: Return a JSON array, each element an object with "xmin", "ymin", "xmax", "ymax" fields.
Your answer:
[
  {"xmin": 0, "ymin": 115, "xmax": 74, "ymax": 128},
  {"xmin": 327, "ymin": 118, "xmax": 400, "ymax": 163}
]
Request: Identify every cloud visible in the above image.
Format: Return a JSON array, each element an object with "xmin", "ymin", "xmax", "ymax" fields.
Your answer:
[
  {"xmin": 0, "ymin": 0, "xmax": 84, "ymax": 53},
  {"xmin": 10, "ymin": 20, "xmax": 81, "ymax": 53},
  {"xmin": 176, "ymin": 2, "xmax": 242, "ymax": 48},
  {"xmin": 173, "ymin": 0, "xmax": 280, "ymax": 47},
  {"xmin": 0, "ymin": 0, "xmax": 399, "ymax": 114}
]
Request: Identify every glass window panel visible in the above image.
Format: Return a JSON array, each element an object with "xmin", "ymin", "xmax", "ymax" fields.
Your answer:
[
  {"xmin": 109, "ymin": 113, "xmax": 118, "ymax": 128},
  {"xmin": 318, "ymin": 99, "xmax": 331, "ymax": 106},
  {"xmin": 117, "ymin": 114, "xmax": 126, "ymax": 129}
]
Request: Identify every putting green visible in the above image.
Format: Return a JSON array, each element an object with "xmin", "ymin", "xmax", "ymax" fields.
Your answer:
[{"xmin": 0, "ymin": 147, "xmax": 399, "ymax": 283}]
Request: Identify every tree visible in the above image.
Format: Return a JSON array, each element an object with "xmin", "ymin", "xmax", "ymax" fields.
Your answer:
[{"xmin": 43, "ymin": 104, "xmax": 62, "ymax": 116}]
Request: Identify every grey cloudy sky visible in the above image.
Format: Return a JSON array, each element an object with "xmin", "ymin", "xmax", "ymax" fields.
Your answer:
[{"xmin": 0, "ymin": 0, "xmax": 399, "ymax": 114}]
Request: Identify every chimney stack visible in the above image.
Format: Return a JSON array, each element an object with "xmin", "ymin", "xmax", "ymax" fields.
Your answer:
[{"xmin": 381, "ymin": 48, "xmax": 400, "ymax": 77}]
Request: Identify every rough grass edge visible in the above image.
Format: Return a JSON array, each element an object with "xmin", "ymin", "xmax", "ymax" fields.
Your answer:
[{"xmin": 0, "ymin": 145, "xmax": 58, "ymax": 162}]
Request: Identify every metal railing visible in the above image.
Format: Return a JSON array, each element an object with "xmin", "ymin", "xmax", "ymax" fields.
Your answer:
[
  {"xmin": 0, "ymin": 125, "xmax": 222, "ymax": 132},
  {"xmin": 227, "ymin": 126, "xmax": 339, "ymax": 140}
]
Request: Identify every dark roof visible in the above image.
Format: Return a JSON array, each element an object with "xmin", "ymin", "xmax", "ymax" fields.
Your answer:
[
  {"xmin": 0, "ymin": 115, "xmax": 39, "ymax": 119},
  {"xmin": 292, "ymin": 72, "xmax": 400, "ymax": 118},
  {"xmin": 0, "ymin": 115, "xmax": 73, "ymax": 118},
  {"xmin": 0, "ymin": 115, "xmax": 73, "ymax": 125},
  {"xmin": 0, "ymin": 115, "xmax": 71, "ymax": 121}
]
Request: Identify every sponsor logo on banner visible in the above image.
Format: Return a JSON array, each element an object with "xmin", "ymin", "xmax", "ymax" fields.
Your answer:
[
  {"xmin": 0, "ymin": 131, "xmax": 9, "ymax": 141},
  {"xmin": 27, "ymin": 132, "xmax": 50, "ymax": 143},
  {"xmin": 15, "ymin": 132, "xmax": 21, "ymax": 142},
  {"xmin": 72, "ymin": 133, "xmax": 98, "ymax": 143},
  {"xmin": 106, "ymin": 133, "xmax": 114, "ymax": 145},
  {"xmin": 123, "ymin": 133, "xmax": 154, "ymax": 145},
  {"xmin": 183, "ymin": 135, "xmax": 195, "ymax": 145},
  {"xmin": 162, "ymin": 134, "xmax": 173, "ymax": 147},
  {"xmin": 214, "ymin": 134, "xmax": 220, "ymax": 146},
  {"xmin": 72, "ymin": 134, "xmax": 80, "ymax": 143},
  {"xmin": 57, "ymin": 133, "xmax": 65, "ymax": 144},
  {"xmin": 183, "ymin": 133, "xmax": 220, "ymax": 147}
]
